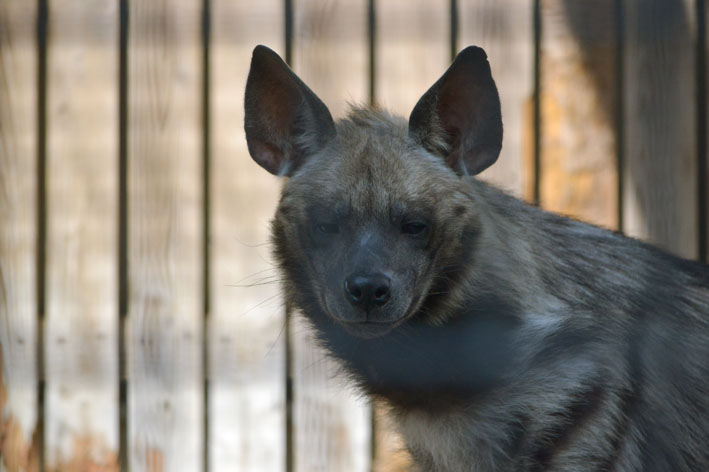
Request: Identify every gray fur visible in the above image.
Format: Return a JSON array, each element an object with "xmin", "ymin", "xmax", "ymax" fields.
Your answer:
[{"xmin": 244, "ymin": 45, "xmax": 709, "ymax": 471}]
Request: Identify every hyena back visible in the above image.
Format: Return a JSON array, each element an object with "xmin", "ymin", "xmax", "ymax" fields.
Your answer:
[{"xmin": 243, "ymin": 45, "xmax": 709, "ymax": 471}]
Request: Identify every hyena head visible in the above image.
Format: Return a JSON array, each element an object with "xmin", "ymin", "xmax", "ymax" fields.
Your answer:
[{"xmin": 244, "ymin": 45, "xmax": 502, "ymax": 338}]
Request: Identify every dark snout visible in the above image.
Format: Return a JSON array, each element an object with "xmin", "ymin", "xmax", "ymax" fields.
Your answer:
[
  {"xmin": 344, "ymin": 273, "xmax": 391, "ymax": 314},
  {"xmin": 319, "ymin": 232, "xmax": 416, "ymax": 334}
]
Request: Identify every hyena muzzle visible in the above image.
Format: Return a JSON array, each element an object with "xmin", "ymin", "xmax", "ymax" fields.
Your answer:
[{"xmin": 243, "ymin": 45, "xmax": 709, "ymax": 471}]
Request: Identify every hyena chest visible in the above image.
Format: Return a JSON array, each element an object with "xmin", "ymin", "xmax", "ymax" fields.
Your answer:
[{"xmin": 397, "ymin": 409, "xmax": 509, "ymax": 472}]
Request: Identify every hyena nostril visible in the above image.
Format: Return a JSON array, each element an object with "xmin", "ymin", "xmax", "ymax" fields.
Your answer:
[
  {"xmin": 374, "ymin": 286, "xmax": 390, "ymax": 304},
  {"xmin": 344, "ymin": 280, "xmax": 362, "ymax": 304},
  {"xmin": 344, "ymin": 274, "xmax": 391, "ymax": 310}
]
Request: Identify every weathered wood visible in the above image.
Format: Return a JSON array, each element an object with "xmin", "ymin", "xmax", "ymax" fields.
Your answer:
[
  {"xmin": 539, "ymin": 0, "xmax": 618, "ymax": 228},
  {"xmin": 623, "ymin": 0, "xmax": 697, "ymax": 257},
  {"xmin": 209, "ymin": 1, "xmax": 286, "ymax": 470},
  {"xmin": 375, "ymin": 0, "xmax": 450, "ymax": 113},
  {"xmin": 373, "ymin": 2, "xmax": 449, "ymax": 469},
  {"xmin": 43, "ymin": 1, "xmax": 119, "ymax": 469},
  {"xmin": 0, "ymin": 1, "xmax": 40, "ymax": 470},
  {"xmin": 291, "ymin": 2, "xmax": 372, "ymax": 471},
  {"xmin": 294, "ymin": 0, "xmax": 368, "ymax": 116},
  {"xmin": 459, "ymin": 0, "xmax": 534, "ymax": 196},
  {"xmin": 289, "ymin": 315, "xmax": 370, "ymax": 472},
  {"xmin": 126, "ymin": 1, "xmax": 203, "ymax": 470}
]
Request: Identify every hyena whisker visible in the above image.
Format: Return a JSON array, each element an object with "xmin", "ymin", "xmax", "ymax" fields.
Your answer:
[
  {"xmin": 236, "ymin": 293, "xmax": 282, "ymax": 318},
  {"xmin": 233, "ymin": 266, "xmax": 279, "ymax": 281},
  {"xmin": 225, "ymin": 277, "xmax": 284, "ymax": 288},
  {"xmin": 300, "ymin": 353, "xmax": 334, "ymax": 374},
  {"xmin": 226, "ymin": 268, "xmax": 283, "ymax": 288},
  {"xmin": 266, "ymin": 311, "xmax": 289, "ymax": 358},
  {"xmin": 230, "ymin": 238, "xmax": 273, "ymax": 249}
]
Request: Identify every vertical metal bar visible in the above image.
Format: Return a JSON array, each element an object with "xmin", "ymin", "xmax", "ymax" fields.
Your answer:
[
  {"xmin": 697, "ymin": 0, "xmax": 707, "ymax": 262},
  {"xmin": 201, "ymin": 0, "xmax": 212, "ymax": 469},
  {"xmin": 284, "ymin": 2, "xmax": 294, "ymax": 469},
  {"xmin": 533, "ymin": 0, "xmax": 542, "ymax": 206},
  {"xmin": 118, "ymin": 0, "xmax": 129, "ymax": 469},
  {"xmin": 450, "ymin": 0, "xmax": 458, "ymax": 61},
  {"xmin": 616, "ymin": 0, "xmax": 624, "ymax": 230},
  {"xmin": 367, "ymin": 4, "xmax": 377, "ymax": 467},
  {"xmin": 368, "ymin": 0, "xmax": 376, "ymax": 106},
  {"xmin": 36, "ymin": 0, "xmax": 48, "ymax": 469},
  {"xmin": 285, "ymin": 0, "xmax": 293, "ymax": 65},
  {"xmin": 616, "ymin": 0, "xmax": 625, "ymax": 233}
]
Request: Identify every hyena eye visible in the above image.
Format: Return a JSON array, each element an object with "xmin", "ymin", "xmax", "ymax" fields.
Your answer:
[
  {"xmin": 402, "ymin": 221, "xmax": 428, "ymax": 237},
  {"xmin": 316, "ymin": 223, "xmax": 339, "ymax": 234}
]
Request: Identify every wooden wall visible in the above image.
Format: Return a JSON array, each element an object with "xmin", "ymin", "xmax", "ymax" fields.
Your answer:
[{"xmin": 1, "ymin": 0, "xmax": 706, "ymax": 470}]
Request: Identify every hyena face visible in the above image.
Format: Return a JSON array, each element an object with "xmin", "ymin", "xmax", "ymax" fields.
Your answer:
[
  {"xmin": 244, "ymin": 45, "xmax": 502, "ymax": 338},
  {"xmin": 272, "ymin": 115, "xmax": 478, "ymax": 337}
]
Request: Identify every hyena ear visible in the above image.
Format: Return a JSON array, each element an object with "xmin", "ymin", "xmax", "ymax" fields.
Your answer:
[
  {"xmin": 408, "ymin": 46, "xmax": 502, "ymax": 176},
  {"xmin": 244, "ymin": 45, "xmax": 336, "ymax": 176}
]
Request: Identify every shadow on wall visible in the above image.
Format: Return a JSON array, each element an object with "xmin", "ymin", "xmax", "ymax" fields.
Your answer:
[{"xmin": 563, "ymin": 0, "xmax": 700, "ymax": 258}]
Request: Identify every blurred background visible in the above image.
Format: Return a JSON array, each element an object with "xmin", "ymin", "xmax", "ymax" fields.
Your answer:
[{"xmin": 1, "ymin": 0, "xmax": 707, "ymax": 471}]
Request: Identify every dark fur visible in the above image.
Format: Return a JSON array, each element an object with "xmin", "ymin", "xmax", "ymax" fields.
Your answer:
[{"xmin": 245, "ymin": 45, "xmax": 709, "ymax": 471}]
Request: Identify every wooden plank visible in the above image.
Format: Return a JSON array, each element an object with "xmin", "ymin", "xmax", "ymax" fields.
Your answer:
[
  {"xmin": 209, "ymin": 1, "xmax": 286, "ymax": 470},
  {"xmin": 539, "ymin": 0, "xmax": 618, "ymax": 228},
  {"xmin": 291, "ymin": 2, "xmax": 371, "ymax": 471},
  {"xmin": 0, "ymin": 1, "xmax": 40, "ymax": 470},
  {"xmin": 375, "ymin": 0, "xmax": 450, "ymax": 114},
  {"xmin": 622, "ymin": 0, "xmax": 697, "ymax": 257},
  {"xmin": 373, "ymin": 1, "xmax": 449, "ymax": 469},
  {"xmin": 290, "ymin": 316, "xmax": 370, "ymax": 472},
  {"xmin": 373, "ymin": 1, "xmax": 448, "ymax": 470},
  {"xmin": 126, "ymin": 1, "xmax": 203, "ymax": 470},
  {"xmin": 43, "ymin": 1, "xmax": 119, "ymax": 469},
  {"xmin": 459, "ymin": 0, "xmax": 533, "ymax": 199},
  {"xmin": 459, "ymin": 1, "xmax": 534, "ymax": 196},
  {"xmin": 294, "ymin": 0, "xmax": 368, "ymax": 116}
]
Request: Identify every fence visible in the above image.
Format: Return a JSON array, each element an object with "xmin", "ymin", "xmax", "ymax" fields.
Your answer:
[{"xmin": 1, "ymin": 0, "xmax": 707, "ymax": 471}]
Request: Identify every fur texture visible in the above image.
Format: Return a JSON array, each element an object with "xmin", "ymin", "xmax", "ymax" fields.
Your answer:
[{"xmin": 244, "ymin": 45, "xmax": 709, "ymax": 471}]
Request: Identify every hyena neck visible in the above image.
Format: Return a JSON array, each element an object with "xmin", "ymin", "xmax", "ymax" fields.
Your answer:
[
  {"xmin": 303, "ymin": 180, "xmax": 622, "ymax": 403},
  {"xmin": 463, "ymin": 179, "xmax": 640, "ymax": 312},
  {"xmin": 301, "ymin": 181, "xmax": 547, "ymax": 409},
  {"xmin": 307, "ymin": 290, "xmax": 524, "ymax": 410}
]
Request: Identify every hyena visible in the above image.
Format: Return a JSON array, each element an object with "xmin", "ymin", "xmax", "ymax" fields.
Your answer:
[{"xmin": 243, "ymin": 45, "xmax": 709, "ymax": 471}]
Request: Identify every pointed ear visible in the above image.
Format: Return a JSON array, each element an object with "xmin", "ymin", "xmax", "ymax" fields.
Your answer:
[
  {"xmin": 408, "ymin": 46, "xmax": 502, "ymax": 176},
  {"xmin": 244, "ymin": 45, "xmax": 336, "ymax": 176}
]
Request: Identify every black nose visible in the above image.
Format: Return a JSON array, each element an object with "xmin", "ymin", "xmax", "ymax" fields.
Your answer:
[{"xmin": 344, "ymin": 273, "xmax": 391, "ymax": 311}]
